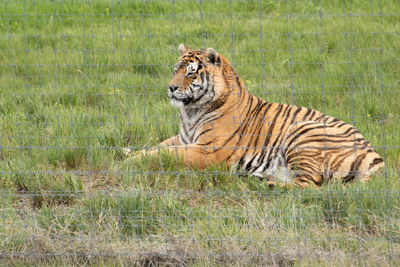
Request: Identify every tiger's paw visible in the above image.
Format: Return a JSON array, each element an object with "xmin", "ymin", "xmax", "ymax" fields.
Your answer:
[
  {"xmin": 122, "ymin": 147, "xmax": 132, "ymax": 157},
  {"xmin": 121, "ymin": 147, "xmax": 143, "ymax": 161}
]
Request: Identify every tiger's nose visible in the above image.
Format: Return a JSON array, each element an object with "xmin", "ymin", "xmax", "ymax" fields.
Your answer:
[{"xmin": 168, "ymin": 85, "xmax": 179, "ymax": 92}]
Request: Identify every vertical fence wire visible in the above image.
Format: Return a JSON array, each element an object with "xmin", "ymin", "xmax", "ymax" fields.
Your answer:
[{"xmin": 0, "ymin": 0, "xmax": 399, "ymax": 265}]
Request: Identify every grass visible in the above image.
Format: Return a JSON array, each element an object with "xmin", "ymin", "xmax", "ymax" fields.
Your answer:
[{"xmin": 1, "ymin": 0, "xmax": 400, "ymax": 265}]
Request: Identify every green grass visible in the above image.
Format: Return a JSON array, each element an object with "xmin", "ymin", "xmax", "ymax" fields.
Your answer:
[{"xmin": 1, "ymin": 0, "xmax": 400, "ymax": 265}]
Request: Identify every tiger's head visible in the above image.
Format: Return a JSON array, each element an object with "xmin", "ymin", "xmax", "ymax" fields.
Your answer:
[{"xmin": 168, "ymin": 44, "xmax": 222, "ymax": 108}]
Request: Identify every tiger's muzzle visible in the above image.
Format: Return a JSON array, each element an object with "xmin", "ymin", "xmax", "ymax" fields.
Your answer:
[{"xmin": 167, "ymin": 86, "xmax": 193, "ymax": 106}]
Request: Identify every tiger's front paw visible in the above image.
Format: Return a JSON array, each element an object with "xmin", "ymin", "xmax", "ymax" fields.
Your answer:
[
  {"xmin": 122, "ymin": 147, "xmax": 132, "ymax": 157},
  {"xmin": 121, "ymin": 147, "xmax": 142, "ymax": 162},
  {"xmin": 123, "ymin": 147, "xmax": 149, "ymax": 162},
  {"xmin": 122, "ymin": 146, "xmax": 146, "ymax": 156}
]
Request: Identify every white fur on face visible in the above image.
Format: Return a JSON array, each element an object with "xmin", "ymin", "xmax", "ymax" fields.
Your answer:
[
  {"xmin": 170, "ymin": 98, "xmax": 185, "ymax": 108},
  {"xmin": 186, "ymin": 62, "xmax": 198, "ymax": 77}
]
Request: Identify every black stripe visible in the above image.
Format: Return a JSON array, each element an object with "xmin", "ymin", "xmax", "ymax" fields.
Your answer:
[
  {"xmin": 290, "ymin": 145, "xmax": 365, "ymax": 152},
  {"xmin": 215, "ymin": 97, "xmax": 256, "ymax": 152},
  {"xmin": 225, "ymin": 100, "xmax": 268, "ymax": 162},
  {"xmin": 237, "ymin": 155, "xmax": 246, "ymax": 168},
  {"xmin": 194, "ymin": 128, "xmax": 212, "ymax": 143},
  {"xmin": 342, "ymin": 153, "xmax": 367, "ymax": 183},
  {"xmin": 238, "ymin": 95, "xmax": 253, "ymax": 117},
  {"xmin": 294, "ymin": 174, "xmax": 315, "ymax": 184},
  {"xmin": 270, "ymin": 105, "xmax": 294, "ymax": 149},
  {"xmin": 293, "ymin": 166, "xmax": 318, "ymax": 179},
  {"xmin": 262, "ymin": 105, "xmax": 294, "ymax": 169},
  {"xmin": 297, "ymin": 162, "xmax": 319, "ymax": 173},
  {"xmin": 369, "ymin": 158, "xmax": 383, "ymax": 169},
  {"xmin": 200, "ymin": 71, "xmax": 204, "ymax": 81},
  {"xmin": 308, "ymin": 110, "xmax": 317, "ymax": 120},
  {"xmin": 258, "ymin": 103, "xmax": 285, "ymax": 166},
  {"xmin": 341, "ymin": 126, "xmax": 358, "ymax": 135},
  {"xmin": 330, "ymin": 150, "xmax": 357, "ymax": 171},
  {"xmin": 209, "ymin": 89, "xmax": 228, "ymax": 112},
  {"xmin": 314, "ymin": 115, "xmax": 323, "ymax": 121},
  {"xmin": 286, "ymin": 150, "xmax": 318, "ymax": 165},
  {"xmin": 198, "ymin": 114, "xmax": 224, "ymax": 128},
  {"xmin": 294, "ymin": 138, "xmax": 365, "ymax": 147},
  {"xmin": 289, "ymin": 106, "xmax": 303, "ymax": 125},
  {"xmin": 245, "ymin": 154, "xmax": 259, "ymax": 171},
  {"xmin": 302, "ymin": 108, "xmax": 312, "ymax": 120},
  {"xmin": 251, "ymin": 102, "xmax": 273, "ymax": 145},
  {"xmin": 285, "ymin": 124, "xmax": 329, "ymax": 149},
  {"xmin": 197, "ymin": 140, "xmax": 213, "ymax": 146},
  {"xmin": 192, "ymin": 71, "xmax": 209, "ymax": 103},
  {"xmin": 236, "ymin": 75, "xmax": 243, "ymax": 94},
  {"xmin": 324, "ymin": 120, "xmax": 343, "ymax": 128},
  {"xmin": 240, "ymin": 102, "xmax": 273, "ymax": 159},
  {"xmin": 307, "ymin": 130, "xmax": 360, "ymax": 139},
  {"xmin": 280, "ymin": 104, "xmax": 292, "ymax": 120},
  {"xmin": 179, "ymin": 130, "xmax": 190, "ymax": 144},
  {"xmin": 179, "ymin": 112, "xmax": 192, "ymax": 135},
  {"xmin": 284, "ymin": 120, "xmax": 352, "ymax": 149},
  {"xmin": 263, "ymin": 103, "xmax": 285, "ymax": 147},
  {"xmin": 225, "ymin": 99, "xmax": 267, "ymax": 161}
]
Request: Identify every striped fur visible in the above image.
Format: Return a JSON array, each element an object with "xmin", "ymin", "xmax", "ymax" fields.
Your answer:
[{"xmin": 131, "ymin": 44, "xmax": 384, "ymax": 187}]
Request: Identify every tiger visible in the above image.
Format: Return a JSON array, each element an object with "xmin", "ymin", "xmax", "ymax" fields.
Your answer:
[{"xmin": 126, "ymin": 44, "xmax": 384, "ymax": 188}]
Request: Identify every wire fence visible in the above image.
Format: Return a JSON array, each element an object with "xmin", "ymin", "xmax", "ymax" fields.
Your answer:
[{"xmin": 1, "ymin": 0, "xmax": 400, "ymax": 265}]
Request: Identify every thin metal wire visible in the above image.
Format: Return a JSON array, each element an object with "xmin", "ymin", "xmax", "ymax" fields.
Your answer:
[{"xmin": 1, "ymin": 0, "xmax": 399, "ymax": 264}]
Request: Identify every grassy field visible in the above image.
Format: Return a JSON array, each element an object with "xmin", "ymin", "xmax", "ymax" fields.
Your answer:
[{"xmin": 1, "ymin": 0, "xmax": 400, "ymax": 265}]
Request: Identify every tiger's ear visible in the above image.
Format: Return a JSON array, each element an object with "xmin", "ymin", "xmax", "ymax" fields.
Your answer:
[
  {"xmin": 205, "ymin": 48, "xmax": 220, "ymax": 65},
  {"xmin": 178, "ymin": 44, "xmax": 190, "ymax": 55}
]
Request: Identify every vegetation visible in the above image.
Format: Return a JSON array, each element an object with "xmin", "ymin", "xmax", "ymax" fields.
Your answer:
[{"xmin": 0, "ymin": 0, "xmax": 399, "ymax": 265}]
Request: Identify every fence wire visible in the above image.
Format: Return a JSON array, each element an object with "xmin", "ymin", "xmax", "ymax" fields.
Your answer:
[{"xmin": 1, "ymin": 0, "xmax": 400, "ymax": 265}]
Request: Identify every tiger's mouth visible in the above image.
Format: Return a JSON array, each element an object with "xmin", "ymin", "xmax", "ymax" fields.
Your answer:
[
  {"xmin": 171, "ymin": 95, "xmax": 192, "ymax": 105},
  {"xmin": 168, "ymin": 88, "xmax": 193, "ymax": 106}
]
